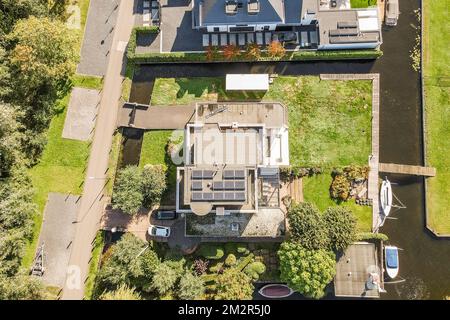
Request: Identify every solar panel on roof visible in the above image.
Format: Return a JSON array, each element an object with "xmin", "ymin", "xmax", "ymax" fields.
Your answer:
[
  {"xmin": 234, "ymin": 170, "xmax": 245, "ymax": 179},
  {"xmin": 203, "ymin": 192, "xmax": 213, "ymax": 200},
  {"xmin": 224, "ymin": 193, "xmax": 234, "ymax": 200},
  {"xmin": 213, "ymin": 181, "xmax": 224, "ymax": 190},
  {"xmin": 192, "ymin": 192, "xmax": 202, "ymax": 201},
  {"xmin": 192, "ymin": 170, "xmax": 203, "ymax": 179},
  {"xmin": 213, "ymin": 192, "xmax": 224, "ymax": 201},
  {"xmin": 224, "ymin": 181, "xmax": 234, "ymax": 190},
  {"xmin": 235, "ymin": 180, "xmax": 245, "ymax": 190},
  {"xmin": 235, "ymin": 192, "xmax": 246, "ymax": 201},
  {"xmin": 223, "ymin": 170, "xmax": 234, "ymax": 179},
  {"xmin": 203, "ymin": 170, "xmax": 214, "ymax": 179},
  {"xmin": 191, "ymin": 181, "xmax": 202, "ymax": 190}
]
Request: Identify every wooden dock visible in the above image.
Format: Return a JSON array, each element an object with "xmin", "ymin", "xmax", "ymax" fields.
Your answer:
[
  {"xmin": 321, "ymin": 74, "xmax": 382, "ymax": 232},
  {"xmin": 379, "ymin": 163, "xmax": 436, "ymax": 177}
]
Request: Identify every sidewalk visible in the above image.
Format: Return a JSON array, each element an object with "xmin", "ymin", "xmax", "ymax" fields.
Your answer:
[{"xmin": 62, "ymin": 0, "xmax": 136, "ymax": 300}]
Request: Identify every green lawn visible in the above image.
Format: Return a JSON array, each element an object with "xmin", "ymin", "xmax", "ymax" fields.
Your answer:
[
  {"xmin": 303, "ymin": 173, "xmax": 372, "ymax": 232},
  {"xmin": 151, "ymin": 76, "xmax": 372, "ymax": 168},
  {"xmin": 23, "ymin": 88, "xmax": 92, "ymax": 267},
  {"xmin": 423, "ymin": 0, "xmax": 450, "ymax": 234},
  {"xmin": 350, "ymin": 0, "xmax": 377, "ymax": 8},
  {"xmin": 140, "ymin": 130, "xmax": 178, "ymax": 205},
  {"xmin": 21, "ymin": 0, "xmax": 102, "ymax": 268},
  {"xmin": 84, "ymin": 231, "xmax": 105, "ymax": 300}
]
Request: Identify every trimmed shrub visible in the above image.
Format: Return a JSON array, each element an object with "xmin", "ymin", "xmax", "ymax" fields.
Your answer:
[
  {"xmin": 357, "ymin": 232, "xmax": 389, "ymax": 241},
  {"xmin": 236, "ymin": 245, "xmax": 250, "ymax": 255},
  {"xmin": 287, "ymin": 202, "xmax": 330, "ymax": 250},
  {"xmin": 243, "ymin": 261, "xmax": 266, "ymax": 280},
  {"xmin": 330, "ymin": 174, "xmax": 351, "ymax": 201},
  {"xmin": 224, "ymin": 254, "xmax": 237, "ymax": 267},
  {"xmin": 198, "ymin": 244, "xmax": 224, "ymax": 260}
]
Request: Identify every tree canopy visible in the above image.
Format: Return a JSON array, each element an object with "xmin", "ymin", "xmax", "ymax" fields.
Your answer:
[
  {"xmin": 214, "ymin": 268, "xmax": 254, "ymax": 300},
  {"xmin": 323, "ymin": 207, "xmax": 357, "ymax": 252},
  {"xmin": 94, "ymin": 233, "xmax": 159, "ymax": 296},
  {"xmin": 7, "ymin": 16, "xmax": 78, "ymax": 93},
  {"xmin": 287, "ymin": 202, "xmax": 330, "ymax": 250},
  {"xmin": 99, "ymin": 284, "xmax": 142, "ymax": 300},
  {"xmin": 178, "ymin": 271, "xmax": 205, "ymax": 300},
  {"xmin": 112, "ymin": 166, "xmax": 144, "ymax": 215},
  {"xmin": 142, "ymin": 164, "xmax": 166, "ymax": 207},
  {"xmin": 278, "ymin": 241, "xmax": 336, "ymax": 299},
  {"xmin": 0, "ymin": 273, "xmax": 46, "ymax": 300}
]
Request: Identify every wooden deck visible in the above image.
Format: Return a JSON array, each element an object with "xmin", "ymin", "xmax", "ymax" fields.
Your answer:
[
  {"xmin": 379, "ymin": 163, "xmax": 436, "ymax": 177},
  {"xmin": 321, "ymin": 74, "xmax": 382, "ymax": 232}
]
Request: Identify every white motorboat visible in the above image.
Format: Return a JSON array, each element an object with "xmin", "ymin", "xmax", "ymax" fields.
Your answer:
[
  {"xmin": 385, "ymin": 246, "xmax": 399, "ymax": 279},
  {"xmin": 380, "ymin": 178, "xmax": 393, "ymax": 216}
]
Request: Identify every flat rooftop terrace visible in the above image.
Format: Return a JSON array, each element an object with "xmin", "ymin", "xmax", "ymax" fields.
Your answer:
[{"xmin": 193, "ymin": 102, "xmax": 287, "ymax": 127}]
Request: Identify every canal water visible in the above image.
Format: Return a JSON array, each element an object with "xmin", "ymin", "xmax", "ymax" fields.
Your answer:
[{"xmin": 128, "ymin": 0, "xmax": 449, "ymax": 299}]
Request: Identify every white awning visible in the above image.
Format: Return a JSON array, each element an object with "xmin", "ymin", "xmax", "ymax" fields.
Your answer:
[{"xmin": 226, "ymin": 74, "xmax": 269, "ymax": 91}]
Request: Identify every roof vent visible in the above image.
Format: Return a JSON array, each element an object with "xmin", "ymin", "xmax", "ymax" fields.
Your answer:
[
  {"xmin": 247, "ymin": 0, "xmax": 260, "ymax": 15},
  {"xmin": 225, "ymin": 0, "xmax": 238, "ymax": 15}
]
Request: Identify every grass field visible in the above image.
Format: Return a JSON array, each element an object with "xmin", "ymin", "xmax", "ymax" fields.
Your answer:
[
  {"xmin": 22, "ymin": 1, "xmax": 101, "ymax": 268},
  {"xmin": 302, "ymin": 173, "xmax": 372, "ymax": 232},
  {"xmin": 423, "ymin": 0, "xmax": 450, "ymax": 234},
  {"xmin": 151, "ymin": 76, "xmax": 372, "ymax": 168},
  {"xmin": 84, "ymin": 231, "xmax": 105, "ymax": 299},
  {"xmin": 350, "ymin": 0, "xmax": 377, "ymax": 9},
  {"xmin": 140, "ymin": 130, "xmax": 178, "ymax": 204},
  {"xmin": 22, "ymin": 76, "xmax": 102, "ymax": 268},
  {"xmin": 150, "ymin": 76, "xmax": 372, "ymax": 228}
]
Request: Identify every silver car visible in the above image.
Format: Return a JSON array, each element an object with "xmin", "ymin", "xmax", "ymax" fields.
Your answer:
[{"xmin": 385, "ymin": 0, "xmax": 399, "ymax": 26}]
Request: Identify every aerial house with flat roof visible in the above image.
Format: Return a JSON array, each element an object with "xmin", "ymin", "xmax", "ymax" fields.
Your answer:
[{"xmin": 176, "ymin": 102, "xmax": 289, "ymax": 239}]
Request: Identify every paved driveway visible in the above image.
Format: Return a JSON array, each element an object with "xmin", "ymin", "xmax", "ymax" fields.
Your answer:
[{"xmin": 160, "ymin": 0, "xmax": 203, "ymax": 52}]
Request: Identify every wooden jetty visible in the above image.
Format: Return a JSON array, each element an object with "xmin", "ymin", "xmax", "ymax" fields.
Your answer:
[{"xmin": 379, "ymin": 163, "xmax": 436, "ymax": 177}]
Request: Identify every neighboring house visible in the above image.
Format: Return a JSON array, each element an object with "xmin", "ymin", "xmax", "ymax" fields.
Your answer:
[
  {"xmin": 176, "ymin": 102, "xmax": 289, "ymax": 239},
  {"xmin": 192, "ymin": 0, "xmax": 382, "ymax": 49}
]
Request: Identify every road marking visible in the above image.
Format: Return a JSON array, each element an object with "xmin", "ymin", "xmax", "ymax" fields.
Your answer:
[{"xmin": 116, "ymin": 41, "xmax": 127, "ymax": 52}]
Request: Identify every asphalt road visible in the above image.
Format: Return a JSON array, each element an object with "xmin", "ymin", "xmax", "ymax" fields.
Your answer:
[{"xmin": 61, "ymin": 0, "xmax": 136, "ymax": 300}]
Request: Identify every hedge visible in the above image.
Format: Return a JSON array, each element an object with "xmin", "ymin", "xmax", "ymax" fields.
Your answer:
[
  {"xmin": 127, "ymin": 49, "xmax": 383, "ymax": 64},
  {"xmin": 126, "ymin": 26, "xmax": 160, "ymax": 62},
  {"xmin": 357, "ymin": 232, "xmax": 389, "ymax": 241},
  {"xmin": 126, "ymin": 28, "xmax": 383, "ymax": 63},
  {"xmin": 197, "ymin": 244, "xmax": 225, "ymax": 260}
]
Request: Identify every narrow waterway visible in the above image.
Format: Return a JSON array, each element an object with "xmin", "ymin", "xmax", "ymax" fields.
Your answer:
[{"xmin": 127, "ymin": 0, "xmax": 449, "ymax": 299}]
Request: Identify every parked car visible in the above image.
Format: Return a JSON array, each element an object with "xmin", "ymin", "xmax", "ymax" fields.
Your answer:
[
  {"xmin": 154, "ymin": 210, "xmax": 177, "ymax": 220},
  {"xmin": 272, "ymin": 31, "xmax": 298, "ymax": 44},
  {"xmin": 148, "ymin": 225, "xmax": 171, "ymax": 237},
  {"xmin": 385, "ymin": 0, "xmax": 399, "ymax": 26}
]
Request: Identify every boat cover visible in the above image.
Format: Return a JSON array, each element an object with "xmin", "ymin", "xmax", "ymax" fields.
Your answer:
[{"xmin": 386, "ymin": 248, "xmax": 398, "ymax": 268}]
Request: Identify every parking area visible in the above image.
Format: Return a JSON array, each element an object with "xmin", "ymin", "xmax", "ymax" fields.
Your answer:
[
  {"xmin": 134, "ymin": 0, "xmax": 319, "ymax": 53},
  {"xmin": 36, "ymin": 193, "xmax": 80, "ymax": 288},
  {"xmin": 77, "ymin": 0, "xmax": 123, "ymax": 76},
  {"xmin": 62, "ymin": 88, "xmax": 100, "ymax": 141}
]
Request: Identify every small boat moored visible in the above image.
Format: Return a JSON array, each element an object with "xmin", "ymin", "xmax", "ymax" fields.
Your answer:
[
  {"xmin": 380, "ymin": 178, "xmax": 393, "ymax": 216},
  {"xmin": 258, "ymin": 284, "xmax": 294, "ymax": 299},
  {"xmin": 385, "ymin": 246, "xmax": 399, "ymax": 279}
]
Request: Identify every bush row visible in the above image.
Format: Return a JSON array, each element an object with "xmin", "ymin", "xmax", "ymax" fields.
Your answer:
[{"xmin": 125, "ymin": 28, "xmax": 383, "ymax": 63}]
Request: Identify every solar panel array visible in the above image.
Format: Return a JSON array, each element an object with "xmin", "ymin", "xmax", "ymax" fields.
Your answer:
[
  {"xmin": 223, "ymin": 170, "xmax": 245, "ymax": 179},
  {"xmin": 192, "ymin": 170, "xmax": 215, "ymax": 179},
  {"xmin": 191, "ymin": 192, "xmax": 246, "ymax": 202},
  {"xmin": 190, "ymin": 168, "xmax": 247, "ymax": 202}
]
